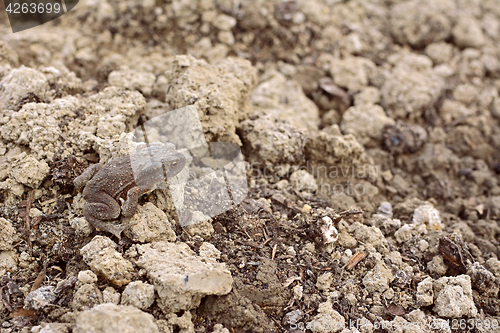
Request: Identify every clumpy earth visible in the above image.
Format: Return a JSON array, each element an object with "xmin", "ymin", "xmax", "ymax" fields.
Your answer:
[{"xmin": 1, "ymin": 0, "xmax": 500, "ymax": 332}]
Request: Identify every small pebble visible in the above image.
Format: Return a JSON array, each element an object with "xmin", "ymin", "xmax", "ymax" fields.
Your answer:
[
  {"xmin": 319, "ymin": 216, "xmax": 338, "ymax": 244},
  {"xmin": 377, "ymin": 201, "xmax": 393, "ymax": 217},
  {"xmin": 302, "ymin": 204, "xmax": 312, "ymax": 213},
  {"xmin": 292, "ymin": 285, "xmax": 303, "ymax": 299},
  {"xmin": 413, "ymin": 204, "xmax": 442, "ymax": 230},
  {"xmin": 418, "ymin": 239, "xmax": 429, "ymax": 252}
]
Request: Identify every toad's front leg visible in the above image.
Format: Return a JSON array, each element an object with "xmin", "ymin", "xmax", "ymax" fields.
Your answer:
[
  {"xmin": 83, "ymin": 192, "xmax": 129, "ymax": 238},
  {"xmin": 121, "ymin": 185, "xmax": 154, "ymax": 217}
]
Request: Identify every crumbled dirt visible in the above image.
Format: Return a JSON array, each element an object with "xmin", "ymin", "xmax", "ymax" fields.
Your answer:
[{"xmin": 1, "ymin": 0, "xmax": 500, "ymax": 332}]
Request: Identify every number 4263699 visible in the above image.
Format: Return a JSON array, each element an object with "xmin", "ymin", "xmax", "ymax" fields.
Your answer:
[{"xmin": 5, "ymin": 2, "xmax": 61, "ymax": 14}]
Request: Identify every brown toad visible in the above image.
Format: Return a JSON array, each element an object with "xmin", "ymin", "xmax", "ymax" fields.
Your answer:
[{"xmin": 74, "ymin": 143, "xmax": 186, "ymax": 238}]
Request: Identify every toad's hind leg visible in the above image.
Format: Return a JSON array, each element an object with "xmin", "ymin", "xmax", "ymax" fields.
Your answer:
[
  {"xmin": 83, "ymin": 193, "xmax": 128, "ymax": 238},
  {"xmin": 74, "ymin": 163, "xmax": 103, "ymax": 189}
]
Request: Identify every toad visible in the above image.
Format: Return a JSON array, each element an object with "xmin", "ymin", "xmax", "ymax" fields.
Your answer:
[{"xmin": 74, "ymin": 143, "xmax": 187, "ymax": 238}]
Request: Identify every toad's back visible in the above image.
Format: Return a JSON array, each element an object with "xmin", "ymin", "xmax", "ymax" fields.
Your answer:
[
  {"xmin": 83, "ymin": 155, "xmax": 136, "ymax": 201},
  {"xmin": 82, "ymin": 145, "xmax": 187, "ymax": 202}
]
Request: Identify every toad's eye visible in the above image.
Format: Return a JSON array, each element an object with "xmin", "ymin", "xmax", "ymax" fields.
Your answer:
[{"xmin": 171, "ymin": 161, "xmax": 178, "ymax": 167}]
